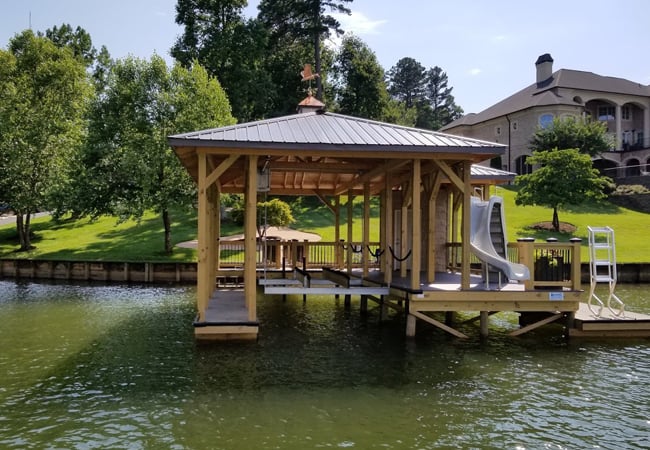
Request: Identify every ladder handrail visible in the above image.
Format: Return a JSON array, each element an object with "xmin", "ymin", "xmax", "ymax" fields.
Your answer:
[{"xmin": 587, "ymin": 226, "xmax": 625, "ymax": 317}]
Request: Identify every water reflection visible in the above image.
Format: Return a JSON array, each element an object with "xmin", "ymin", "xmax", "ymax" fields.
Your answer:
[{"xmin": 0, "ymin": 280, "xmax": 648, "ymax": 449}]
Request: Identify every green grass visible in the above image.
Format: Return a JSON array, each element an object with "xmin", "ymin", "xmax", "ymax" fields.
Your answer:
[
  {"xmin": 1, "ymin": 189, "xmax": 648, "ymax": 263},
  {"xmin": 493, "ymin": 185, "xmax": 650, "ymax": 263},
  {"xmin": 0, "ymin": 210, "xmax": 199, "ymax": 262}
]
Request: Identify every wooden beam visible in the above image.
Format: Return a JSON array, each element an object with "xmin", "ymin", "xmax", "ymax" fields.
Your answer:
[
  {"xmin": 510, "ymin": 313, "xmax": 563, "ymax": 336},
  {"xmin": 205, "ymin": 154, "xmax": 239, "ymax": 189},
  {"xmin": 433, "ymin": 160, "xmax": 464, "ymax": 191},
  {"xmin": 334, "ymin": 160, "xmax": 409, "ymax": 196},
  {"xmin": 410, "ymin": 310, "xmax": 469, "ymax": 339}
]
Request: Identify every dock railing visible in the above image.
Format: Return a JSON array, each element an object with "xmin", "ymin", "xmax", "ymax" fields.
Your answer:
[
  {"xmin": 218, "ymin": 239, "xmax": 382, "ymax": 270},
  {"xmin": 446, "ymin": 238, "xmax": 582, "ymax": 291}
]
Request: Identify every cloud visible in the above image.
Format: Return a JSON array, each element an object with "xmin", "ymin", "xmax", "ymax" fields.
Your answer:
[
  {"xmin": 491, "ymin": 35, "xmax": 507, "ymax": 42},
  {"xmin": 468, "ymin": 68, "xmax": 482, "ymax": 76},
  {"xmin": 335, "ymin": 11, "xmax": 387, "ymax": 35}
]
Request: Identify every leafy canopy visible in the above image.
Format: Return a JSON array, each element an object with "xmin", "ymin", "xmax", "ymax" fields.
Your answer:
[
  {"xmin": 530, "ymin": 116, "xmax": 612, "ymax": 156},
  {"xmin": 515, "ymin": 149, "xmax": 613, "ymax": 232}
]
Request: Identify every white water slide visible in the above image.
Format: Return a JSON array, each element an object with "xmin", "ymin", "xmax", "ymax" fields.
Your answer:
[{"xmin": 470, "ymin": 196, "xmax": 530, "ymax": 282}]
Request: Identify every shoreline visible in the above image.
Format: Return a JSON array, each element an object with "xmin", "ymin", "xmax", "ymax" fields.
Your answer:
[{"xmin": 1, "ymin": 258, "xmax": 650, "ymax": 284}]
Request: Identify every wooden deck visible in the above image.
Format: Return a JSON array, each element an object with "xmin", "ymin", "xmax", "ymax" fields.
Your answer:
[
  {"xmin": 569, "ymin": 302, "xmax": 650, "ymax": 338},
  {"xmin": 194, "ymin": 289, "xmax": 258, "ymax": 341}
]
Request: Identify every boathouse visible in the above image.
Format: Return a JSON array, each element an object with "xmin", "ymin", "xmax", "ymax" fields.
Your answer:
[{"xmin": 169, "ymin": 98, "xmax": 584, "ymax": 340}]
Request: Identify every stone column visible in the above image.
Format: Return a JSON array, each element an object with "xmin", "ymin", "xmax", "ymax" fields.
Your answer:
[{"xmin": 615, "ymin": 104, "xmax": 622, "ymax": 151}]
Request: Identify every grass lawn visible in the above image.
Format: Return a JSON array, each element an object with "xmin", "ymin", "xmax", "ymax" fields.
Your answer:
[{"xmin": 0, "ymin": 189, "xmax": 647, "ymax": 263}]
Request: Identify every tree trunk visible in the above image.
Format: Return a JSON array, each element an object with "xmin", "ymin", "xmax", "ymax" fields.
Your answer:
[
  {"xmin": 162, "ymin": 208, "xmax": 172, "ymax": 255},
  {"xmin": 314, "ymin": 30, "xmax": 322, "ymax": 100},
  {"xmin": 16, "ymin": 213, "xmax": 33, "ymax": 251},
  {"xmin": 552, "ymin": 206, "xmax": 560, "ymax": 233}
]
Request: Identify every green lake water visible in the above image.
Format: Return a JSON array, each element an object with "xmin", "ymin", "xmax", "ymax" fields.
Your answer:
[{"xmin": 0, "ymin": 280, "xmax": 649, "ymax": 449}]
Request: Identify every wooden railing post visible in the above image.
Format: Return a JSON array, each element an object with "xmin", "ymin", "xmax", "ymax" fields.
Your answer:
[
  {"xmin": 570, "ymin": 237, "xmax": 582, "ymax": 290},
  {"xmin": 517, "ymin": 238, "xmax": 535, "ymax": 290}
]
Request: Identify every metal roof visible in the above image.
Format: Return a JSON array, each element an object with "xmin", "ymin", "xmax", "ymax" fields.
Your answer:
[
  {"xmin": 470, "ymin": 165, "xmax": 515, "ymax": 180},
  {"xmin": 169, "ymin": 110, "xmax": 505, "ymax": 154}
]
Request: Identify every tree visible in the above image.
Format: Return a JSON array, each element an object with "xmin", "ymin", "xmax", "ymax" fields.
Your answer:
[
  {"xmin": 0, "ymin": 30, "xmax": 91, "ymax": 251},
  {"xmin": 417, "ymin": 66, "xmax": 463, "ymax": 130},
  {"xmin": 41, "ymin": 23, "xmax": 96, "ymax": 66},
  {"xmin": 78, "ymin": 56, "xmax": 235, "ymax": 254},
  {"xmin": 258, "ymin": 0, "xmax": 353, "ymax": 100},
  {"xmin": 172, "ymin": 0, "xmax": 272, "ymax": 122},
  {"xmin": 386, "ymin": 57, "xmax": 426, "ymax": 109},
  {"xmin": 230, "ymin": 197, "xmax": 295, "ymax": 237},
  {"xmin": 332, "ymin": 35, "xmax": 388, "ymax": 120},
  {"xmin": 515, "ymin": 149, "xmax": 613, "ymax": 232},
  {"xmin": 530, "ymin": 116, "xmax": 612, "ymax": 157}
]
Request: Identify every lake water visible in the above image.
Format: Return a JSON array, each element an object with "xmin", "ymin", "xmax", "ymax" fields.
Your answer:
[{"xmin": 0, "ymin": 280, "xmax": 648, "ymax": 449}]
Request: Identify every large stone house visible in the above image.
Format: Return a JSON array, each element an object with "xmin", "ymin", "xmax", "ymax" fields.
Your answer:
[{"xmin": 441, "ymin": 54, "xmax": 650, "ymax": 180}]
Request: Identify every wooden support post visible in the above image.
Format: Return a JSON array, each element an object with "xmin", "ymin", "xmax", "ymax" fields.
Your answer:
[
  {"xmin": 360, "ymin": 295, "xmax": 368, "ymax": 314},
  {"xmin": 410, "ymin": 159, "xmax": 421, "ymax": 291},
  {"xmin": 196, "ymin": 152, "xmax": 210, "ymax": 321},
  {"xmin": 244, "ymin": 155, "xmax": 258, "ymax": 321},
  {"xmin": 344, "ymin": 294, "xmax": 351, "ymax": 309},
  {"xmin": 445, "ymin": 311, "xmax": 455, "ymax": 325},
  {"xmin": 334, "ymin": 195, "xmax": 341, "ymax": 268},
  {"xmin": 461, "ymin": 161, "xmax": 472, "ymax": 290},
  {"xmin": 384, "ymin": 171, "xmax": 393, "ymax": 285},
  {"xmin": 480, "ymin": 311, "xmax": 489, "ymax": 337},
  {"xmin": 406, "ymin": 314, "xmax": 416, "ymax": 337},
  {"xmin": 379, "ymin": 188, "xmax": 386, "ymax": 273},
  {"xmin": 570, "ymin": 238, "xmax": 582, "ymax": 291},
  {"xmin": 427, "ymin": 172, "xmax": 442, "ymax": 283},
  {"xmin": 363, "ymin": 182, "xmax": 370, "ymax": 277},
  {"xmin": 400, "ymin": 183, "xmax": 409, "ymax": 279},
  {"xmin": 347, "ymin": 190, "xmax": 354, "ymax": 273}
]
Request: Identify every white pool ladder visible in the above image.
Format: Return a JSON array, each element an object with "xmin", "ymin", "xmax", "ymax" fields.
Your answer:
[{"xmin": 587, "ymin": 226, "xmax": 625, "ymax": 317}]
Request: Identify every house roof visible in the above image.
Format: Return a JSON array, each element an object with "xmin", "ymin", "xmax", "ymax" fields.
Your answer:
[
  {"xmin": 441, "ymin": 68, "xmax": 650, "ymax": 130},
  {"xmin": 169, "ymin": 111, "xmax": 508, "ymax": 195}
]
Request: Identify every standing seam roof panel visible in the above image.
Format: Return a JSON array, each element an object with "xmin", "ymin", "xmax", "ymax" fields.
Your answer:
[{"xmin": 332, "ymin": 116, "xmax": 370, "ymax": 145}]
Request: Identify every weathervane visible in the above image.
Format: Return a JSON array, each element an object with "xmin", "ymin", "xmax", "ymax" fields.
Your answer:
[{"xmin": 300, "ymin": 63, "xmax": 319, "ymax": 96}]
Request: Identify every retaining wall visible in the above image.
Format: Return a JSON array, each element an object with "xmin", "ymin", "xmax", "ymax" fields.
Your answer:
[{"xmin": 1, "ymin": 259, "xmax": 650, "ymax": 284}]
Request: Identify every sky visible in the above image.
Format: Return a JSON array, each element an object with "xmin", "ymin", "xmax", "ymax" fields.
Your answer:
[{"xmin": 2, "ymin": 0, "xmax": 650, "ymax": 115}]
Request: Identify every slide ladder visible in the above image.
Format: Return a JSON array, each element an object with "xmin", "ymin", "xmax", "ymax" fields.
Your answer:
[{"xmin": 587, "ymin": 226, "xmax": 625, "ymax": 317}]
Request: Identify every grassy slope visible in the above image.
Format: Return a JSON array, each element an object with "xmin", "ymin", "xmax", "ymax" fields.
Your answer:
[
  {"xmin": 494, "ymin": 185, "xmax": 649, "ymax": 263},
  {"xmin": 0, "ymin": 190, "xmax": 647, "ymax": 262}
]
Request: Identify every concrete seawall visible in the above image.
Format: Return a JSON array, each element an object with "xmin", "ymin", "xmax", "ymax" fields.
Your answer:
[
  {"xmin": 1, "ymin": 258, "xmax": 650, "ymax": 284},
  {"xmin": 0, "ymin": 259, "xmax": 197, "ymax": 283}
]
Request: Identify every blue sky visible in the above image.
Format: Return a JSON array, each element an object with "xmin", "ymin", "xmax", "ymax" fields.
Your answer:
[{"xmin": 2, "ymin": 0, "xmax": 650, "ymax": 114}]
